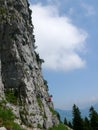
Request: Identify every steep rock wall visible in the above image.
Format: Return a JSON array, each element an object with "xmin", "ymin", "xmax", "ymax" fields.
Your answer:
[{"xmin": 0, "ymin": 0, "xmax": 59, "ymax": 129}]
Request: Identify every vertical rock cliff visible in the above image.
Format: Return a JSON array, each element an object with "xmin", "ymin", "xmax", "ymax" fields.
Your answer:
[{"xmin": 0, "ymin": 0, "xmax": 59, "ymax": 129}]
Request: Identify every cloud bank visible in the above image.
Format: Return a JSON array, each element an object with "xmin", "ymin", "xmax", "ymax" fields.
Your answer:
[{"xmin": 30, "ymin": 4, "xmax": 88, "ymax": 71}]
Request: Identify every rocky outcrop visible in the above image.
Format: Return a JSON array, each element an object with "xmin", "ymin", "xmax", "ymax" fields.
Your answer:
[
  {"xmin": 0, "ymin": 0, "xmax": 59, "ymax": 129},
  {"xmin": 0, "ymin": 127, "xmax": 7, "ymax": 130}
]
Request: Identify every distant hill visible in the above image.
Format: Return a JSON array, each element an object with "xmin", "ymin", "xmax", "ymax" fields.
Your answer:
[
  {"xmin": 55, "ymin": 108, "xmax": 72, "ymax": 122},
  {"xmin": 55, "ymin": 103, "xmax": 98, "ymax": 122}
]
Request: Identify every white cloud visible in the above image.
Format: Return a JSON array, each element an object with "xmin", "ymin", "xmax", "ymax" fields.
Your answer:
[{"xmin": 30, "ymin": 4, "xmax": 88, "ymax": 71}]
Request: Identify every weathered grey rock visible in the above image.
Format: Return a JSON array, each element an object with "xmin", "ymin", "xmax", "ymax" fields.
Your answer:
[
  {"xmin": 0, "ymin": 127, "xmax": 7, "ymax": 130},
  {"xmin": 0, "ymin": 0, "xmax": 59, "ymax": 129},
  {"xmin": 0, "ymin": 58, "xmax": 4, "ymax": 100}
]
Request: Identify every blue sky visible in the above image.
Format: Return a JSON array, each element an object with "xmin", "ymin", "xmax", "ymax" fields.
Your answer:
[{"xmin": 29, "ymin": 0, "xmax": 98, "ymax": 110}]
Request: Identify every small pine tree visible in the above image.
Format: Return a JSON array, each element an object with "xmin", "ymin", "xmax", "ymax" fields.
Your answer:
[
  {"xmin": 72, "ymin": 104, "xmax": 84, "ymax": 130},
  {"xmin": 89, "ymin": 106, "xmax": 98, "ymax": 130},
  {"xmin": 68, "ymin": 121, "xmax": 73, "ymax": 128},
  {"xmin": 64, "ymin": 117, "xmax": 68, "ymax": 125}
]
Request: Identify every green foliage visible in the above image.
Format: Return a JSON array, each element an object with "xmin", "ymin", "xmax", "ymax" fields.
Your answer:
[
  {"xmin": 64, "ymin": 117, "xmax": 68, "ymax": 125},
  {"xmin": 0, "ymin": 100, "xmax": 7, "ymax": 107},
  {"xmin": 35, "ymin": 52, "xmax": 44, "ymax": 64},
  {"xmin": 36, "ymin": 96, "xmax": 43, "ymax": 110},
  {"xmin": 44, "ymin": 79, "xmax": 49, "ymax": 91},
  {"xmin": 66, "ymin": 104, "xmax": 98, "ymax": 130},
  {"xmin": 0, "ymin": 7, "xmax": 7, "ymax": 15},
  {"xmin": 5, "ymin": 89, "xmax": 18, "ymax": 105},
  {"xmin": 68, "ymin": 121, "xmax": 73, "ymax": 129},
  {"xmin": 0, "ymin": 7, "xmax": 7, "ymax": 23},
  {"xmin": 54, "ymin": 111, "xmax": 61, "ymax": 122},
  {"xmin": 0, "ymin": 104, "xmax": 25, "ymax": 130},
  {"xmin": 48, "ymin": 123, "xmax": 69, "ymax": 130},
  {"xmin": 49, "ymin": 107, "xmax": 57, "ymax": 115},
  {"xmin": 72, "ymin": 104, "xmax": 84, "ymax": 130},
  {"xmin": 89, "ymin": 106, "xmax": 98, "ymax": 130},
  {"xmin": 4, "ymin": 121, "xmax": 25, "ymax": 130},
  {"xmin": 43, "ymin": 112, "xmax": 47, "ymax": 119},
  {"xmin": 12, "ymin": 123, "xmax": 25, "ymax": 130},
  {"xmin": 37, "ymin": 123, "xmax": 42, "ymax": 129},
  {"xmin": 44, "ymin": 80, "xmax": 48, "ymax": 86},
  {"xmin": 0, "ymin": 107, "xmax": 15, "ymax": 121},
  {"xmin": 83, "ymin": 117, "xmax": 92, "ymax": 130}
]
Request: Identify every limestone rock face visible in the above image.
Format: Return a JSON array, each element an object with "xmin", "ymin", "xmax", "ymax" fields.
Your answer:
[
  {"xmin": 0, "ymin": 59, "xmax": 4, "ymax": 100},
  {"xmin": 0, "ymin": 127, "xmax": 7, "ymax": 130},
  {"xmin": 0, "ymin": 0, "xmax": 59, "ymax": 129}
]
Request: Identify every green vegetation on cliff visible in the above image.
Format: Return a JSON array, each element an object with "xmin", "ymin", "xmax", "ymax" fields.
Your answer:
[
  {"xmin": 0, "ymin": 101, "xmax": 25, "ymax": 130},
  {"xmin": 48, "ymin": 123, "xmax": 69, "ymax": 130}
]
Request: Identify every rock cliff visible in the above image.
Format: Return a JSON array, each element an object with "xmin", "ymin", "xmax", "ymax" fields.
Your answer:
[{"xmin": 0, "ymin": 0, "xmax": 59, "ymax": 129}]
